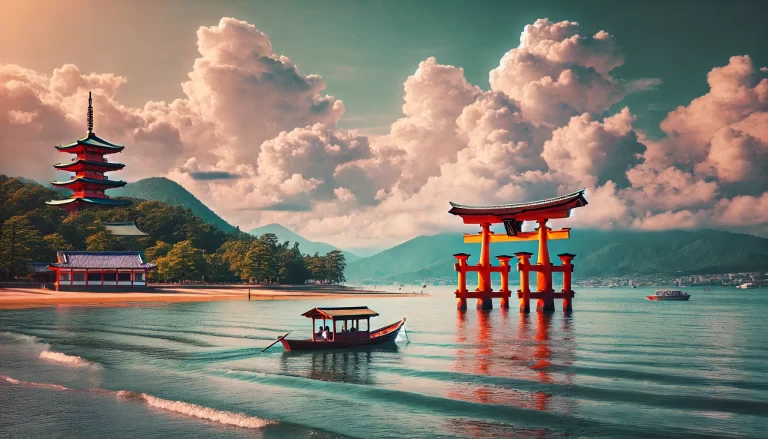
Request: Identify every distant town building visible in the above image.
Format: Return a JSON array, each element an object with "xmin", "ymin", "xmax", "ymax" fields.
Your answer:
[
  {"xmin": 46, "ymin": 92, "xmax": 130, "ymax": 215},
  {"xmin": 48, "ymin": 251, "xmax": 155, "ymax": 291}
]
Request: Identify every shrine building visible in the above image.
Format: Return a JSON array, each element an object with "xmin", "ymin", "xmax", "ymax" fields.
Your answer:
[{"xmin": 48, "ymin": 251, "xmax": 156, "ymax": 291}]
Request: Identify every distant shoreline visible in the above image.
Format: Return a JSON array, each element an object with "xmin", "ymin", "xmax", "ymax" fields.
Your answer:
[{"xmin": 0, "ymin": 284, "xmax": 423, "ymax": 310}]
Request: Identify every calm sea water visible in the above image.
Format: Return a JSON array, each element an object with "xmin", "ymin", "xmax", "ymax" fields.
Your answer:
[{"xmin": 1, "ymin": 286, "xmax": 767, "ymax": 438}]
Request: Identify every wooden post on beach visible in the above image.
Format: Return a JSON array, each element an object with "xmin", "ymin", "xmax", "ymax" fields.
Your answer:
[{"xmin": 248, "ymin": 289, "xmax": 251, "ymax": 300}]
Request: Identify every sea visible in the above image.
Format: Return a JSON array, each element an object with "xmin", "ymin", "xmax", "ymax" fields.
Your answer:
[{"xmin": 1, "ymin": 286, "xmax": 766, "ymax": 438}]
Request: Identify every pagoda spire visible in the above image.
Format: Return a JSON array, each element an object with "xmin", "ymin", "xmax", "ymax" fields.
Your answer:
[{"xmin": 87, "ymin": 91, "xmax": 94, "ymax": 133}]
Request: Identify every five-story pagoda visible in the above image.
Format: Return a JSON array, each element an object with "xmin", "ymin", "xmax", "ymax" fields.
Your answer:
[{"xmin": 46, "ymin": 92, "xmax": 130, "ymax": 214}]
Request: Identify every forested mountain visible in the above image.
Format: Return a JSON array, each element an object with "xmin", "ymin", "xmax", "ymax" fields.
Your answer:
[
  {"xmin": 345, "ymin": 229, "xmax": 768, "ymax": 282},
  {"xmin": 0, "ymin": 175, "xmax": 345, "ymax": 284},
  {"xmin": 109, "ymin": 177, "xmax": 237, "ymax": 233},
  {"xmin": 248, "ymin": 223, "xmax": 360, "ymax": 262}
]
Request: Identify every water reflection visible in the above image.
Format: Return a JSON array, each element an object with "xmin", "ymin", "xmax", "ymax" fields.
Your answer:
[
  {"xmin": 279, "ymin": 346, "xmax": 399, "ymax": 385},
  {"xmin": 449, "ymin": 310, "xmax": 575, "ymax": 413}
]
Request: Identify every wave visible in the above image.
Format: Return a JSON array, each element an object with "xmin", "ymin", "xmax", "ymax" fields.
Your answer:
[
  {"xmin": 39, "ymin": 348, "xmax": 92, "ymax": 366},
  {"xmin": 116, "ymin": 391, "xmax": 274, "ymax": 428},
  {"xmin": 0, "ymin": 375, "xmax": 274, "ymax": 430},
  {"xmin": 0, "ymin": 331, "xmax": 38, "ymax": 342},
  {"xmin": 1, "ymin": 375, "xmax": 69, "ymax": 391}
]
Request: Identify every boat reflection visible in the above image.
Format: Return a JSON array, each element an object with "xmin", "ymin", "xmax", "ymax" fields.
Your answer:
[{"xmin": 279, "ymin": 345, "xmax": 399, "ymax": 385}]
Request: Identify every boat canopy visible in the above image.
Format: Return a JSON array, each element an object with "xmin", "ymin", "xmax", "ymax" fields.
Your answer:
[{"xmin": 301, "ymin": 306, "xmax": 379, "ymax": 320}]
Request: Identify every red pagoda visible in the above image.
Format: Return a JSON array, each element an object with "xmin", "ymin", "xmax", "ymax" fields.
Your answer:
[{"xmin": 46, "ymin": 92, "xmax": 130, "ymax": 214}]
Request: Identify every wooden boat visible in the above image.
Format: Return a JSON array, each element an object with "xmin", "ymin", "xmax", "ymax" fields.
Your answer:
[
  {"xmin": 280, "ymin": 306, "xmax": 406, "ymax": 351},
  {"xmin": 646, "ymin": 290, "xmax": 690, "ymax": 301}
]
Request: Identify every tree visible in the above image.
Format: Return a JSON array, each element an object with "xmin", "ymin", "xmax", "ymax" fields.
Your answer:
[
  {"xmin": 43, "ymin": 233, "xmax": 72, "ymax": 260},
  {"xmin": 154, "ymin": 240, "xmax": 208, "ymax": 282},
  {"xmin": 325, "ymin": 250, "xmax": 347, "ymax": 284},
  {"xmin": 278, "ymin": 242, "xmax": 309, "ymax": 284},
  {"xmin": 145, "ymin": 241, "xmax": 172, "ymax": 261},
  {"xmin": 246, "ymin": 234, "xmax": 279, "ymax": 283},
  {"xmin": 0, "ymin": 216, "xmax": 52, "ymax": 278},
  {"xmin": 86, "ymin": 231, "xmax": 120, "ymax": 251}
]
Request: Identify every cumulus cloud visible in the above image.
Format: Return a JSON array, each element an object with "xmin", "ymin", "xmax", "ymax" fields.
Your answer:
[
  {"xmin": 489, "ymin": 19, "xmax": 646, "ymax": 127},
  {"xmin": 2, "ymin": 17, "xmax": 767, "ymax": 247}
]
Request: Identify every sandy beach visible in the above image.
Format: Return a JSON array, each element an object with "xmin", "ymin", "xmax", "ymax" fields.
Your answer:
[{"xmin": 0, "ymin": 284, "xmax": 423, "ymax": 310}]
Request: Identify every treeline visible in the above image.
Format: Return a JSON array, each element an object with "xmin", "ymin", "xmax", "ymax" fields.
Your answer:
[{"xmin": 0, "ymin": 175, "xmax": 345, "ymax": 284}]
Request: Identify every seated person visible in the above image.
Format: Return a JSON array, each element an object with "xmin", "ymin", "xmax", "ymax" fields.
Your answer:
[
  {"xmin": 315, "ymin": 326, "xmax": 323, "ymax": 340},
  {"xmin": 324, "ymin": 326, "xmax": 332, "ymax": 341}
]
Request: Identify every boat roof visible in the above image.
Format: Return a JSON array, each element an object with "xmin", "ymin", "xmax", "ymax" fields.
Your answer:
[{"xmin": 301, "ymin": 306, "xmax": 379, "ymax": 320}]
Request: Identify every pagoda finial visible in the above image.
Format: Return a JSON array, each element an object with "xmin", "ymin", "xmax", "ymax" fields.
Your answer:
[{"xmin": 87, "ymin": 91, "xmax": 94, "ymax": 134}]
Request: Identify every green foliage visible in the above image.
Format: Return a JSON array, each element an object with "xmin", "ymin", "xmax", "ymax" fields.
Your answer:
[
  {"xmin": 154, "ymin": 240, "xmax": 208, "ymax": 282},
  {"xmin": 0, "ymin": 175, "xmax": 346, "ymax": 284},
  {"xmin": 0, "ymin": 216, "xmax": 53, "ymax": 278},
  {"xmin": 109, "ymin": 177, "xmax": 238, "ymax": 233}
]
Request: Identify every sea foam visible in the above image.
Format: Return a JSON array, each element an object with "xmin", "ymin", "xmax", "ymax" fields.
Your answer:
[
  {"xmin": 1, "ymin": 375, "xmax": 274, "ymax": 429},
  {"xmin": 116, "ymin": 391, "xmax": 275, "ymax": 428},
  {"xmin": 39, "ymin": 348, "xmax": 93, "ymax": 366}
]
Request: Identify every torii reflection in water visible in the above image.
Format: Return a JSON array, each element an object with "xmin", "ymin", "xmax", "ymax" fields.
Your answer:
[{"xmin": 448, "ymin": 309, "xmax": 576, "ymax": 436}]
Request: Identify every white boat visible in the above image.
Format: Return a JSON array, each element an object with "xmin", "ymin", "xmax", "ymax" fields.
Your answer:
[
  {"xmin": 647, "ymin": 290, "xmax": 690, "ymax": 301},
  {"xmin": 738, "ymin": 283, "xmax": 757, "ymax": 289}
]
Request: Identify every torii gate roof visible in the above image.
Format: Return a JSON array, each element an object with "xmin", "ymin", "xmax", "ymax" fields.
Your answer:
[{"xmin": 448, "ymin": 189, "xmax": 588, "ymax": 223}]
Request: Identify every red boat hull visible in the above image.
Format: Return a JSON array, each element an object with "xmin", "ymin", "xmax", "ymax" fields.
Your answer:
[
  {"xmin": 646, "ymin": 295, "xmax": 690, "ymax": 301},
  {"xmin": 280, "ymin": 318, "xmax": 406, "ymax": 351}
]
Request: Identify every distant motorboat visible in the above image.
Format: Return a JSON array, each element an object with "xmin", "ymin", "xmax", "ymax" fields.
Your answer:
[
  {"xmin": 737, "ymin": 283, "xmax": 757, "ymax": 289},
  {"xmin": 646, "ymin": 290, "xmax": 690, "ymax": 301}
]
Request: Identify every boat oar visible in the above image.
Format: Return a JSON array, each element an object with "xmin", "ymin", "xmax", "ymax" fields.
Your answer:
[{"xmin": 261, "ymin": 332, "xmax": 291, "ymax": 352}]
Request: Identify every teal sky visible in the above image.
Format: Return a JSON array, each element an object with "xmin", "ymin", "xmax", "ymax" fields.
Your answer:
[{"xmin": 1, "ymin": 0, "xmax": 766, "ymax": 136}]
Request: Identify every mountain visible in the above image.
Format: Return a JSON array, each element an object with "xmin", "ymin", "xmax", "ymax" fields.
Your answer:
[
  {"xmin": 345, "ymin": 229, "xmax": 768, "ymax": 282},
  {"xmin": 109, "ymin": 177, "xmax": 237, "ymax": 233},
  {"xmin": 248, "ymin": 223, "xmax": 360, "ymax": 262}
]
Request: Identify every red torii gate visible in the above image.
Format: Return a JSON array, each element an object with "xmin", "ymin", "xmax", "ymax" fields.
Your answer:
[{"xmin": 448, "ymin": 189, "xmax": 588, "ymax": 312}]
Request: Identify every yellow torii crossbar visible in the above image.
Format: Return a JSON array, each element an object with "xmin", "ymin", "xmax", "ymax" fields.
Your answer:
[
  {"xmin": 463, "ymin": 228, "xmax": 571, "ymax": 244},
  {"xmin": 448, "ymin": 189, "xmax": 588, "ymax": 312}
]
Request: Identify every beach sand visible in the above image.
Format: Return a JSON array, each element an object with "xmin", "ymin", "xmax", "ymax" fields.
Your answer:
[{"xmin": 0, "ymin": 284, "xmax": 423, "ymax": 310}]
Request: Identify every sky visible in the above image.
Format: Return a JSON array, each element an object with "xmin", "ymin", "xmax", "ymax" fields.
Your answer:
[{"xmin": 1, "ymin": 0, "xmax": 767, "ymax": 248}]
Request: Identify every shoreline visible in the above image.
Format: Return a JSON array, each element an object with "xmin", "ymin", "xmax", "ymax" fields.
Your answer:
[{"xmin": 0, "ymin": 285, "xmax": 424, "ymax": 310}]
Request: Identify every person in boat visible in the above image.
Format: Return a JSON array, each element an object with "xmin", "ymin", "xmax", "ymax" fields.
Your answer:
[
  {"xmin": 324, "ymin": 326, "xmax": 333, "ymax": 341},
  {"xmin": 315, "ymin": 325, "xmax": 324, "ymax": 340},
  {"xmin": 321, "ymin": 326, "xmax": 329, "ymax": 341}
]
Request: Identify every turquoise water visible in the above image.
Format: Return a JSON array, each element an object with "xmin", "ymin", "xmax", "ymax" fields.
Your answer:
[{"xmin": 1, "ymin": 286, "xmax": 767, "ymax": 438}]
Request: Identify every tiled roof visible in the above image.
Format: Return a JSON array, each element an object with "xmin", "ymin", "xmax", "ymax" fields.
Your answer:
[
  {"xmin": 302, "ymin": 306, "xmax": 379, "ymax": 319},
  {"xmin": 27, "ymin": 262, "xmax": 54, "ymax": 273},
  {"xmin": 53, "ymin": 159, "xmax": 125, "ymax": 170},
  {"xmin": 51, "ymin": 177, "xmax": 127, "ymax": 187},
  {"xmin": 56, "ymin": 132, "xmax": 124, "ymax": 151},
  {"xmin": 51, "ymin": 251, "xmax": 156, "ymax": 269}
]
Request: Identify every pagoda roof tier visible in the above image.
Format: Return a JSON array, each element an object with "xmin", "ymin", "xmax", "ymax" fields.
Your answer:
[
  {"xmin": 53, "ymin": 159, "xmax": 125, "ymax": 172},
  {"xmin": 46, "ymin": 197, "xmax": 132, "ymax": 207},
  {"xmin": 51, "ymin": 177, "xmax": 127, "ymax": 188},
  {"xmin": 55, "ymin": 132, "xmax": 124, "ymax": 154},
  {"xmin": 449, "ymin": 189, "xmax": 588, "ymax": 223}
]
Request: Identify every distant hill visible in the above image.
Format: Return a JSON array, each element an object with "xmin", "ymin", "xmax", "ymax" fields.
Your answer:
[
  {"xmin": 109, "ymin": 177, "xmax": 237, "ymax": 233},
  {"xmin": 248, "ymin": 223, "xmax": 360, "ymax": 262},
  {"xmin": 345, "ymin": 229, "xmax": 768, "ymax": 282}
]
